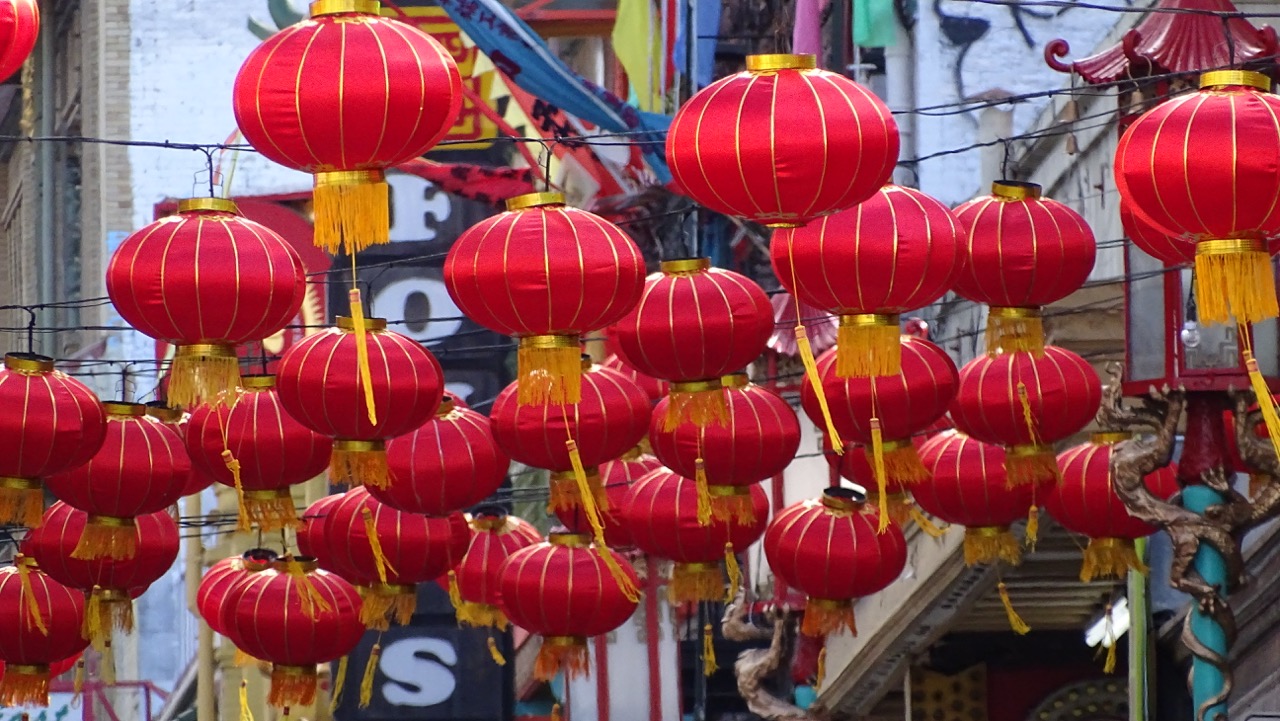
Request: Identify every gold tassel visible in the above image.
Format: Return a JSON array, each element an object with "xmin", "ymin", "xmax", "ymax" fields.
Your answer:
[
  {"xmin": 72, "ymin": 658, "xmax": 84, "ymax": 705},
  {"xmin": 487, "ymin": 636, "xmax": 507, "ymax": 665},
  {"xmin": 801, "ymin": 599, "xmax": 857, "ymax": 637},
  {"xmin": 0, "ymin": 665, "xmax": 51, "ymax": 707},
  {"xmin": 17, "ymin": 561, "xmax": 47, "ymax": 636},
  {"xmin": 986, "ymin": 309, "xmax": 1046, "ymax": 355},
  {"xmin": 535, "ymin": 639, "xmax": 591, "ymax": 681},
  {"xmin": 1080, "ymin": 538, "xmax": 1147, "ymax": 582},
  {"xmin": 1102, "ymin": 605, "xmax": 1117, "ymax": 674},
  {"xmin": 815, "ymin": 646, "xmax": 827, "ymax": 691},
  {"xmin": 668, "ymin": 563, "xmax": 725, "ymax": 604},
  {"xmin": 551, "ymin": 703, "xmax": 563, "ymax": 721},
  {"xmin": 870, "ymin": 420, "xmax": 889, "ymax": 533},
  {"xmin": 709, "ymin": 487, "xmax": 758, "ymax": 526},
  {"xmin": 285, "ymin": 558, "xmax": 332, "ymax": 619},
  {"xmin": 997, "ymin": 582, "xmax": 1031, "ymax": 635},
  {"xmin": 1026, "ymin": 505, "xmax": 1040, "ymax": 549},
  {"xmin": 313, "ymin": 170, "xmax": 389, "ymax": 255},
  {"xmin": 331, "ymin": 656, "xmax": 348, "ymax": 712},
  {"xmin": 517, "ymin": 336, "xmax": 582, "ymax": 406},
  {"xmin": 662, "ymin": 384, "xmax": 729, "ymax": 431},
  {"xmin": 702, "ymin": 624, "xmax": 718, "ymax": 676},
  {"xmin": 724, "ymin": 543, "xmax": 742, "ymax": 604},
  {"xmin": 963, "ymin": 528, "xmax": 1022, "ymax": 566},
  {"xmin": 456, "ymin": 601, "xmax": 509, "ymax": 630},
  {"xmin": 883, "ymin": 444, "xmax": 930, "ymax": 484},
  {"xmin": 694, "ymin": 459, "xmax": 712, "ymax": 526},
  {"xmin": 101, "ymin": 640, "xmax": 116, "ymax": 685},
  {"xmin": 359, "ymin": 642, "xmax": 381, "ymax": 708},
  {"xmin": 1005, "ymin": 448, "xmax": 1061, "ymax": 486},
  {"xmin": 1017, "ymin": 382, "xmax": 1042, "ymax": 446},
  {"xmin": 908, "ymin": 505, "xmax": 946, "ymax": 538},
  {"xmin": 72, "ymin": 518, "xmax": 137, "ymax": 561},
  {"xmin": 1104, "ymin": 639, "xmax": 1118, "ymax": 674},
  {"xmin": 240, "ymin": 679, "xmax": 255, "ymax": 721},
  {"xmin": 1245, "ymin": 349, "xmax": 1280, "ymax": 460},
  {"xmin": 349, "ymin": 290, "xmax": 378, "ymax": 426},
  {"xmin": 566, "ymin": 437, "xmax": 638, "ymax": 601},
  {"xmin": 0, "ymin": 481, "xmax": 44, "ymax": 528},
  {"xmin": 1195, "ymin": 241, "xmax": 1279, "ymax": 325},
  {"xmin": 223, "ymin": 448, "xmax": 251, "ymax": 531},
  {"xmin": 169, "ymin": 348, "xmax": 241, "ymax": 409},
  {"xmin": 329, "ymin": 443, "xmax": 389, "ymax": 489},
  {"xmin": 797, "ymin": 326, "xmax": 844, "ymax": 452},
  {"xmin": 361, "ymin": 507, "xmax": 396, "ymax": 584},
  {"xmin": 268, "ymin": 665, "xmax": 318, "ymax": 708},
  {"xmin": 239, "ymin": 491, "xmax": 298, "ymax": 532},
  {"xmin": 447, "ymin": 570, "xmax": 463, "ymax": 611},
  {"xmin": 836, "ymin": 318, "xmax": 900, "ymax": 377}
]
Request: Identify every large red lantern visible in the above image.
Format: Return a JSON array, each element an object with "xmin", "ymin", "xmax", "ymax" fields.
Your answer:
[
  {"xmin": 452, "ymin": 510, "xmax": 542, "ymax": 629},
  {"xmin": 324, "ymin": 487, "xmax": 471, "ymax": 629},
  {"xmin": 557, "ymin": 448, "xmax": 660, "ymax": 547},
  {"xmin": 624, "ymin": 467, "xmax": 768, "ymax": 603},
  {"xmin": 601, "ymin": 352, "xmax": 668, "ymax": 404},
  {"xmin": 276, "ymin": 317, "xmax": 444, "ymax": 488},
  {"xmin": 498, "ymin": 534, "xmax": 640, "ymax": 680},
  {"xmin": 0, "ymin": 353, "xmax": 107, "ymax": 527},
  {"xmin": 372, "ymin": 395, "xmax": 509, "ymax": 516},
  {"xmin": 445, "ymin": 192, "xmax": 645, "ymax": 406},
  {"xmin": 297, "ymin": 494, "xmax": 343, "ymax": 573},
  {"xmin": 949, "ymin": 346, "xmax": 1101, "ymax": 485},
  {"xmin": 145, "ymin": 404, "xmax": 216, "ymax": 497},
  {"xmin": 951, "ymin": 181, "xmax": 1096, "ymax": 354},
  {"xmin": 186, "ymin": 375, "xmax": 332, "ymax": 531},
  {"xmin": 764, "ymin": 488, "xmax": 906, "ymax": 636},
  {"xmin": 610, "ymin": 258, "xmax": 773, "ymax": 430},
  {"xmin": 44, "ymin": 402, "xmax": 189, "ymax": 561},
  {"xmin": 651, "ymin": 373, "xmax": 799, "ymax": 523},
  {"xmin": 196, "ymin": 550, "xmax": 278, "ymax": 636},
  {"xmin": 105, "ymin": 198, "xmax": 306, "ymax": 407},
  {"xmin": 1116, "ymin": 70, "xmax": 1280, "ymax": 326},
  {"xmin": 0, "ymin": 555, "xmax": 87, "ymax": 707},
  {"xmin": 666, "ymin": 53, "xmax": 898, "ymax": 227},
  {"xmin": 219, "ymin": 557, "xmax": 365, "ymax": 709},
  {"xmin": 1050, "ymin": 434, "xmax": 1180, "ymax": 581},
  {"xmin": 232, "ymin": 0, "xmax": 462, "ymax": 255},
  {"xmin": 771, "ymin": 185, "xmax": 962, "ymax": 376},
  {"xmin": 0, "ymin": 1, "xmax": 37, "ymax": 83}
]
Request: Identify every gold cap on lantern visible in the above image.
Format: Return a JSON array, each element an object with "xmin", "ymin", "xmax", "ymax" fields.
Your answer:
[
  {"xmin": 177, "ymin": 197, "xmax": 239, "ymax": 214},
  {"xmin": 310, "ymin": 0, "xmax": 381, "ymax": 17},
  {"xmin": 3, "ymin": 353, "xmax": 53, "ymax": 374},
  {"xmin": 991, "ymin": 181, "xmax": 1042, "ymax": 201},
  {"xmin": 336, "ymin": 316, "xmax": 388, "ymax": 332},
  {"xmin": 506, "ymin": 192, "xmax": 566, "ymax": 212},
  {"xmin": 746, "ymin": 54, "xmax": 817, "ymax": 72},
  {"xmin": 660, "ymin": 257, "xmax": 711, "ymax": 275},
  {"xmin": 1200, "ymin": 69, "xmax": 1271, "ymax": 92}
]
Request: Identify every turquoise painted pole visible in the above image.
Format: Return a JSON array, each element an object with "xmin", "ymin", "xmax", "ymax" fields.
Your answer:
[{"xmin": 1181, "ymin": 485, "xmax": 1229, "ymax": 720}]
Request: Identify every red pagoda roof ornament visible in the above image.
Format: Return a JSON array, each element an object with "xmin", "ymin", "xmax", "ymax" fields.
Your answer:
[{"xmin": 1045, "ymin": 0, "xmax": 1278, "ymax": 84}]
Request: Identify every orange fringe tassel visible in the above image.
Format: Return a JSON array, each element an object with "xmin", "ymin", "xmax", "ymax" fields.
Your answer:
[
  {"xmin": 517, "ymin": 337, "xmax": 582, "ymax": 407},
  {"xmin": 81, "ymin": 590, "xmax": 133, "ymax": 650},
  {"xmin": 239, "ymin": 491, "xmax": 298, "ymax": 533},
  {"xmin": 534, "ymin": 638, "xmax": 590, "ymax": 681},
  {"xmin": 1005, "ymin": 448, "xmax": 1061, "ymax": 486},
  {"xmin": 330, "ymin": 445, "xmax": 389, "ymax": 489},
  {"xmin": 963, "ymin": 527, "xmax": 1022, "ymax": 567},
  {"xmin": 801, "ymin": 599, "xmax": 856, "ymax": 637},
  {"xmin": 836, "ymin": 319, "xmax": 901, "ymax": 378},
  {"xmin": 457, "ymin": 601, "xmax": 509, "ymax": 630},
  {"xmin": 359, "ymin": 586, "xmax": 416, "ymax": 630},
  {"xmin": 662, "ymin": 385, "xmax": 729, "ymax": 432},
  {"xmin": 547, "ymin": 470, "xmax": 609, "ymax": 514},
  {"xmin": 985, "ymin": 309, "xmax": 1045, "ymax": 356},
  {"xmin": 0, "ymin": 664, "xmax": 51, "ymax": 707},
  {"xmin": 0, "ymin": 481, "xmax": 43, "ymax": 528},
  {"xmin": 72, "ymin": 519, "xmax": 137, "ymax": 561},
  {"xmin": 1080, "ymin": 537, "xmax": 1147, "ymax": 582},
  {"xmin": 268, "ymin": 665, "xmax": 318, "ymax": 709},
  {"xmin": 708, "ymin": 487, "xmax": 757, "ymax": 525},
  {"xmin": 883, "ymin": 444, "xmax": 930, "ymax": 484},
  {"xmin": 668, "ymin": 563, "xmax": 725, "ymax": 604},
  {"xmin": 168, "ymin": 350, "xmax": 241, "ymax": 409}
]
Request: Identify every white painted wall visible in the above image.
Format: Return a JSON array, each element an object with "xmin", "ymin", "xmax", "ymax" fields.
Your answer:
[{"xmin": 567, "ymin": 596, "xmax": 682, "ymax": 721}]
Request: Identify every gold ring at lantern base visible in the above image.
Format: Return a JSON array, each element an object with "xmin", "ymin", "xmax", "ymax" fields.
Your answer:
[
  {"xmin": 243, "ymin": 488, "xmax": 292, "ymax": 502},
  {"xmin": 0, "ymin": 476, "xmax": 40, "ymax": 491},
  {"xmin": 670, "ymin": 378, "xmax": 723, "ymax": 394},
  {"xmin": 660, "ymin": 258, "xmax": 711, "ymax": 275},
  {"xmin": 273, "ymin": 558, "xmax": 320, "ymax": 573},
  {"xmin": 676, "ymin": 561, "xmax": 719, "ymax": 574},
  {"xmin": 708, "ymin": 484, "xmax": 750, "ymax": 498},
  {"xmin": 365, "ymin": 583, "xmax": 416, "ymax": 597},
  {"xmin": 1006, "ymin": 443, "xmax": 1055, "ymax": 458},
  {"xmin": 470, "ymin": 515, "xmax": 508, "ymax": 532},
  {"xmin": 821, "ymin": 493, "xmax": 862, "ymax": 513},
  {"xmin": 144, "ymin": 405, "xmax": 182, "ymax": 422},
  {"xmin": 839, "ymin": 313, "xmax": 899, "ymax": 330},
  {"xmin": 720, "ymin": 373, "xmax": 749, "ymax": 389},
  {"xmin": 806, "ymin": 597, "xmax": 848, "ymax": 612},
  {"xmin": 336, "ymin": 316, "xmax": 388, "ymax": 332},
  {"xmin": 333, "ymin": 439, "xmax": 385, "ymax": 453},
  {"xmin": 7, "ymin": 664, "xmax": 46, "ymax": 676},
  {"xmin": 176, "ymin": 344, "xmax": 237, "ymax": 360},
  {"xmin": 506, "ymin": 192, "xmax": 566, "ymax": 211},
  {"xmin": 746, "ymin": 54, "xmax": 817, "ymax": 72},
  {"xmin": 970, "ymin": 525, "xmax": 1011, "ymax": 538},
  {"xmin": 1091, "ymin": 431, "xmax": 1132, "ymax": 445},
  {"xmin": 272, "ymin": 664, "xmax": 318, "ymax": 679},
  {"xmin": 519, "ymin": 334, "xmax": 579, "ymax": 351},
  {"xmin": 103, "ymin": 401, "xmax": 147, "ymax": 417},
  {"xmin": 1196, "ymin": 238, "xmax": 1266, "ymax": 257},
  {"xmin": 988, "ymin": 306, "xmax": 1042, "ymax": 321},
  {"xmin": 239, "ymin": 375, "xmax": 277, "ymax": 390},
  {"xmin": 177, "ymin": 197, "xmax": 239, "ymax": 214},
  {"xmin": 94, "ymin": 587, "xmax": 131, "ymax": 603},
  {"xmin": 1200, "ymin": 70, "xmax": 1271, "ymax": 92},
  {"xmin": 543, "ymin": 635, "xmax": 588, "ymax": 648},
  {"xmin": 991, "ymin": 181, "xmax": 1042, "ymax": 201},
  {"xmin": 86, "ymin": 515, "xmax": 135, "ymax": 529},
  {"xmin": 315, "ymin": 168, "xmax": 385, "ymax": 186},
  {"xmin": 878, "ymin": 437, "xmax": 913, "ymax": 453},
  {"xmin": 3, "ymin": 353, "xmax": 53, "ymax": 374},
  {"xmin": 548, "ymin": 533, "xmax": 591, "ymax": 548},
  {"xmin": 436, "ymin": 397, "xmax": 456, "ymax": 417},
  {"xmin": 14, "ymin": 555, "xmax": 38, "ymax": 569}
]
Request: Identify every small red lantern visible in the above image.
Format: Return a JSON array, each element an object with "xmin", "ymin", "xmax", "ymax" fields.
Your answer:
[
  {"xmin": 452, "ymin": 510, "xmax": 542, "ymax": 629},
  {"xmin": 601, "ymin": 353, "xmax": 668, "ymax": 404},
  {"xmin": 297, "ymin": 494, "xmax": 343, "ymax": 573},
  {"xmin": 219, "ymin": 557, "xmax": 365, "ymax": 709},
  {"xmin": 0, "ymin": 1, "xmax": 38, "ymax": 83},
  {"xmin": 0, "ymin": 353, "xmax": 107, "ymax": 527},
  {"xmin": 233, "ymin": 0, "xmax": 462, "ymax": 254},
  {"xmin": 145, "ymin": 404, "xmax": 216, "ymax": 497},
  {"xmin": 499, "ymin": 533, "xmax": 639, "ymax": 680},
  {"xmin": 372, "ymin": 394, "xmax": 509, "ymax": 516},
  {"xmin": 196, "ymin": 550, "xmax": 278, "ymax": 636},
  {"xmin": 105, "ymin": 198, "xmax": 306, "ymax": 407},
  {"xmin": 624, "ymin": 467, "xmax": 768, "ymax": 603},
  {"xmin": 1049, "ymin": 434, "xmax": 1179, "ymax": 581},
  {"xmin": 650, "ymin": 373, "xmax": 799, "ymax": 523},
  {"xmin": 611, "ymin": 258, "xmax": 773, "ymax": 430},
  {"xmin": 276, "ymin": 317, "xmax": 445, "ymax": 488},
  {"xmin": 1120, "ymin": 203, "xmax": 1194, "ymax": 266},
  {"xmin": 445, "ymin": 192, "xmax": 645, "ymax": 406},
  {"xmin": 951, "ymin": 181, "xmax": 1096, "ymax": 354},
  {"xmin": 667, "ymin": 53, "xmax": 898, "ymax": 227},
  {"xmin": 44, "ymin": 402, "xmax": 189, "ymax": 561},
  {"xmin": 0, "ymin": 555, "xmax": 87, "ymax": 707},
  {"xmin": 950, "ymin": 346, "xmax": 1101, "ymax": 485},
  {"xmin": 324, "ymin": 487, "xmax": 471, "ymax": 629},
  {"xmin": 557, "ymin": 448, "xmax": 660, "ymax": 547},
  {"xmin": 771, "ymin": 185, "xmax": 961, "ymax": 376},
  {"xmin": 829, "ymin": 441, "xmax": 942, "ymax": 535},
  {"xmin": 764, "ymin": 488, "xmax": 906, "ymax": 636}
]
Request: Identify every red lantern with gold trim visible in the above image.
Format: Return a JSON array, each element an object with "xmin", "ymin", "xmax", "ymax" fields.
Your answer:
[
  {"xmin": 0, "ymin": 555, "xmax": 87, "ymax": 707},
  {"xmin": 557, "ymin": 448, "xmax": 660, "ymax": 547},
  {"xmin": 602, "ymin": 352, "xmax": 668, "ymax": 404},
  {"xmin": 276, "ymin": 317, "xmax": 444, "ymax": 488},
  {"xmin": 949, "ymin": 347, "xmax": 1101, "ymax": 485},
  {"xmin": 105, "ymin": 198, "xmax": 306, "ymax": 407},
  {"xmin": 0, "ymin": 1, "xmax": 38, "ymax": 83},
  {"xmin": 0, "ymin": 353, "xmax": 107, "ymax": 527},
  {"xmin": 667, "ymin": 53, "xmax": 898, "ymax": 227},
  {"xmin": 498, "ymin": 533, "xmax": 639, "ymax": 680},
  {"xmin": 771, "ymin": 185, "xmax": 962, "ymax": 377},
  {"xmin": 196, "ymin": 550, "xmax": 278, "ymax": 636},
  {"xmin": 297, "ymin": 494, "xmax": 343, "ymax": 573},
  {"xmin": 452, "ymin": 510, "xmax": 542, "ymax": 629},
  {"xmin": 951, "ymin": 181, "xmax": 1096, "ymax": 354},
  {"xmin": 611, "ymin": 258, "xmax": 773, "ymax": 431},
  {"xmin": 44, "ymin": 402, "xmax": 189, "ymax": 561},
  {"xmin": 764, "ymin": 488, "xmax": 906, "ymax": 636},
  {"xmin": 624, "ymin": 467, "xmax": 768, "ymax": 603},
  {"xmin": 232, "ymin": 0, "xmax": 462, "ymax": 255},
  {"xmin": 444, "ymin": 192, "xmax": 645, "ymax": 406},
  {"xmin": 1049, "ymin": 434, "xmax": 1179, "ymax": 581},
  {"xmin": 828, "ymin": 439, "xmax": 944, "ymax": 537},
  {"xmin": 145, "ymin": 404, "xmax": 216, "ymax": 498}
]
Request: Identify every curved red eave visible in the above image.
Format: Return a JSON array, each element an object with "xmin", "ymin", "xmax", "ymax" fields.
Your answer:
[{"xmin": 1045, "ymin": 0, "xmax": 1279, "ymax": 84}]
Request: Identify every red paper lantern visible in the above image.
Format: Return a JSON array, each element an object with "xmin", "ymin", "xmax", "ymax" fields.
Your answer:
[
  {"xmin": 186, "ymin": 375, "xmax": 332, "ymax": 531},
  {"xmin": 44, "ymin": 402, "xmax": 189, "ymax": 561},
  {"xmin": 667, "ymin": 53, "xmax": 898, "ymax": 227},
  {"xmin": 105, "ymin": 198, "xmax": 306, "ymax": 407},
  {"xmin": 372, "ymin": 395, "xmax": 509, "ymax": 516},
  {"xmin": 610, "ymin": 258, "xmax": 773, "ymax": 430},
  {"xmin": 219, "ymin": 557, "xmax": 364, "ymax": 709},
  {"xmin": 0, "ymin": 555, "xmax": 87, "ymax": 707},
  {"xmin": 557, "ymin": 448, "xmax": 660, "ymax": 547},
  {"xmin": 623, "ymin": 467, "xmax": 768, "ymax": 603},
  {"xmin": 232, "ymin": 0, "xmax": 462, "ymax": 254},
  {"xmin": 444, "ymin": 192, "xmax": 645, "ymax": 406},
  {"xmin": 196, "ymin": 550, "xmax": 278, "ymax": 636},
  {"xmin": 25, "ymin": 503, "xmax": 179, "ymax": 648},
  {"xmin": 1050, "ymin": 434, "xmax": 1179, "ymax": 581},
  {"xmin": 324, "ymin": 487, "xmax": 471, "ymax": 629},
  {"xmin": 764, "ymin": 488, "xmax": 906, "ymax": 636},
  {"xmin": 0, "ymin": 1, "xmax": 37, "ymax": 83},
  {"xmin": 827, "ymin": 435, "xmax": 947, "ymax": 536},
  {"xmin": 1116, "ymin": 70, "xmax": 1280, "ymax": 325},
  {"xmin": 951, "ymin": 181, "xmax": 1096, "ymax": 354},
  {"xmin": 452, "ymin": 510, "xmax": 542, "ymax": 629},
  {"xmin": 499, "ymin": 533, "xmax": 639, "ymax": 680},
  {"xmin": 490, "ymin": 361, "xmax": 649, "ymax": 515},
  {"xmin": 0, "ymin": 353, "xmax": 107, "ymax": 527},
  {"xmin": 297, "ymin": 494, "xmax": 343, "ymax": 573},
  {"xmin": 601, "ymin": 353, "xmax": 668, "ymax": 404},
  {"xmin": 651, "ymin": 373, "xmax": 799, "ymax": 523},
  {"xmin": 145, "ymin": 404, "xmax": 216, "ymax": 498},
  {"xmin": 771, "ymin": 185, "xmax": 962, "ymax": 376},
  {"xmin": 276, "ymin": 317, "xmax": 444, "ymax": 488},
  {"xmin": 949, "ymin": 346, "xmax": 1101, "ymax": 485}
]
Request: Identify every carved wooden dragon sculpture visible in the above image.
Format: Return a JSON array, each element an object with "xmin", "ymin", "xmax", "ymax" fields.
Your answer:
[{"xmin": 722, "ymin": 591, "xmax": 830, "ymax": 721}]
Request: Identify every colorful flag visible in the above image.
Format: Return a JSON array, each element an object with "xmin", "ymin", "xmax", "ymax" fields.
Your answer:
[
  {"xmin": 854, "ymin": 0, "xmax": 898, "ymax": 48},
  {"xmin": 613, "ymin": 0, "xmax": 663, "ymax": 112}
]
